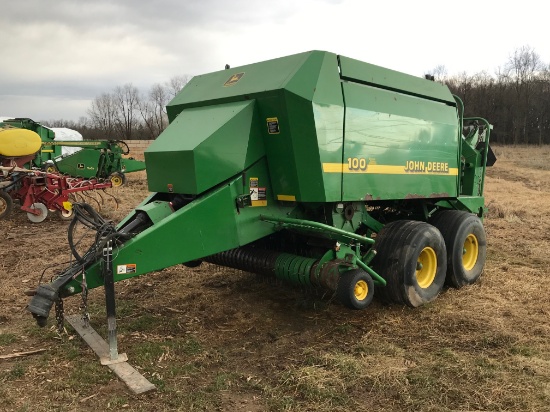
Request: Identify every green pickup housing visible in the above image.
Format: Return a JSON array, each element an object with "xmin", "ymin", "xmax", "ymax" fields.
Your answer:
[{"xmin": 29, "ymin": 51, "xmax": 493, "ymax": 325}]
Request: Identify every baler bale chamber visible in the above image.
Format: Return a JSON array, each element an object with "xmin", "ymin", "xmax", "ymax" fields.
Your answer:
[{"xmin": 28, "ymin": 50, "xmax": 494, "ymax": 326}]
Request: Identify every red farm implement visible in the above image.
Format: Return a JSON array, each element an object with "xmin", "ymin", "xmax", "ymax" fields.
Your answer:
[{"xmin": 1, "ymin": 168, "xmax": 113, "ymax": 222}]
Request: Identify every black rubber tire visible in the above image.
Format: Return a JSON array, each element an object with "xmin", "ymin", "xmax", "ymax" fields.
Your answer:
[
  {"xmin": 57, "ymin": 208, "xmax": 74, "ymax": 221},
  {"xmin": 45, "ymin": 165, "xmax": 57, "ymax": 174},
  {"xmin": 109, "ymin": 172, "xmax": 127, "ymax": 187},
  {"xmin": 336, "ymin": 269, "xmax": 374, "ymax": 310},
  {"xmin": 372, "ymin": 220, "xmax": 447, "ymax": 307},
  {"xmin": 0, "ymin": 190, "xmax": 13, "ymax": 220},
  {"xmin": 183, "ymin": 260, "xmax": 203, "ymax": 268},
  {"xmin": 429, "ymin": 210, "xmax": 487, "ymax": 288}
]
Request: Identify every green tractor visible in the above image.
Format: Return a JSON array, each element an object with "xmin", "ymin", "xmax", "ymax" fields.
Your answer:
[{"xmin": 28, "ymin": 50, "xmax": 495, "ymax": 329}]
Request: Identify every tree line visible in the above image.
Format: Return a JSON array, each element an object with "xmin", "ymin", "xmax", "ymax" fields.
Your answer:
[
  {"xmin": 43, "ymin": 75, "xmax": 190, "ymax": 140},
  {"xmin": 42, "ymin": 46, "xmax": 550, "ymax": 144},
  {"xmin": 437, "ymin": 45, "xmax": 549, "ymax": 145}
]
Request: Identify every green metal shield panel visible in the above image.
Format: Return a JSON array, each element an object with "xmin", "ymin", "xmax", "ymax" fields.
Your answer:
[
  {"xmin": 54, "ymin": 149, "xmax": 101, "ymax": 178},
  {"xmin": 165, "ymin": 51, "xmax": 345, "ymax": 202},
  {"xmin": 167, "ymin": 52, "xmax": 315, "ymax": 120},
  {"xmin": 254, "ymin": 52, "xmax": 344, "ymax": 202},
  {"xmin": 260, "ymin": 90, "xmax": 343, "ymax": 203},
  {"xmin": 121, "ymin": 157, "xmax": 147, "ymax": 173},
  {"xmin": 338, "ymin": 82, "xmax": 459, "ymax": 201},
  {"xmin": 339, "ymin": 56, "xmax": 455, "ymax": 104},
  {"xmin": 145, "ymin": 99, "xmax": 264, "ymax": 194},
  {"xmin": 156, "ymin": 50, "xmax": 463, "ymax": 202},
  {"xmin": 65, "ymin": 158, "xmax": 297, "ymax": 290}
]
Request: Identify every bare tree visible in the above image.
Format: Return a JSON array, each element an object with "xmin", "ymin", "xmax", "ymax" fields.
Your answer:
[
  {"xmin": 505, "ymin": 45, "xmax": 543, "ymax": 143},
  {"xmin": 139, "ymin": 83, "xmax": 170, "ymax": 139},
  {"xmin": 532, "ymin": 65, "xmax": 550, "ymax": 145},
  {"xmin": 113, "ymin": 84, "xmax": 140, "ymax": 140},
  {"xmin": 87, "ymin": 92, "xmax": 117, "ymax": 139},
  {"xmin": 165, "ymin": 75, "xmax": 191, "ymax": 99},
  {"xmin": 426, "ymin": 65, "xmax": 448, "ymax": 83}
]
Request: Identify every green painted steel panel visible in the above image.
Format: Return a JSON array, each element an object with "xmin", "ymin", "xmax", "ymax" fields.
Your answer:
[
  {"xmin": 160, "ymin": 51, "xmax": 346, "ymax": 202},
  {"xmin": 53, "ymin": 149, "xmax": 101, "ymax": 178},
  {"xmin": 342, "ymin": 83, "xmax": 459, "ymax": 200},
  {"xmin": 167, "ymin": 52, "xmax": 316, "ymax": 120},
  {"xmin": 253, "ymin": 52, "xmax": 344, "ymax": 202},
  {"xmin": 340, "ymin": 82, "xmax": 459, "ymax": 201},
  {"xmin": 150, "ymin": 50, "xmax": 465, "ymax": 203},
  {"xmin": 145, "ymin": 99, "xmax": 264, "ymax": 194},
  {"xmin": 65, "ymin": 158, "xmax": 296, "ymax": 291},
  {"xmin": 121, "ymin": 157, "xmax": 147, "ymax": 173},
  {"xmin": 339, "ymin": 55, "xmax": 456, "ymax": 104}
]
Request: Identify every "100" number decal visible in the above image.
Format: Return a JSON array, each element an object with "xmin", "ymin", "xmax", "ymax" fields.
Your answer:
[{"xmin": 347, "ymin": 157, "xmax": 367, "ymax": 171}]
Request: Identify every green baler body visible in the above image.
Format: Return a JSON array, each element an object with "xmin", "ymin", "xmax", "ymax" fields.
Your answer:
[
  {"xmin": 146, "ymin": 51, "xmax": 461, "ymax": 204},
  {"xmin": 30, "ymin": 51, "xmax": 490, "ymax": 309},
  {"xmin": 75, "ymin": 50, "xmax": 480, "ymax": 286}
]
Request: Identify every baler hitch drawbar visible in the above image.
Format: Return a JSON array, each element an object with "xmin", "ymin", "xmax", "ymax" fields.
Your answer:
[{"xmin": 27, "ymin": 203, "xmax": 142, "ymax": 327}]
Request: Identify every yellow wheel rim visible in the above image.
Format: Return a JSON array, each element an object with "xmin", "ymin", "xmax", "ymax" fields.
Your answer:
[
  {"xmin": 416, "ymin": 247, "xmax": 437, "ymax": 288},
  {"xmin": 354, "ymin": 280, "xmax": 368, "ymax": 301},
  {"xmin": 462, "ymin": 234, "xmax": 479, "ymax": 271},
  {"xmin": 0, "ymin": 199, "xmax": 6, "ymax": 214},
  {"xmin": 111, "ymin": 175, "xmax": 123, "ymax": 187},
  {"xmin": 46, "ymin": 166, "xmax": 56, "ymax": 173}
]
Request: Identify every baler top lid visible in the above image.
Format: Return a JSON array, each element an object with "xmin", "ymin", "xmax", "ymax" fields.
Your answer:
[{"xmin": 338, "ymin": 55, "xmax": 456, "ymax": 105}]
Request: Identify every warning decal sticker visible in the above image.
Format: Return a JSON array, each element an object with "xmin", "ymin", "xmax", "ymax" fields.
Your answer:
[
  {"xmin": 249, "ymin": 177, "xmax": 267, "ymax": 207},
  {"xmin": 267, "ymin": 117, "xmax": 280, "ymax": 134},
  {"xmin": 117, "ymin": 264, "xmax": 137, "ymax": 275}
]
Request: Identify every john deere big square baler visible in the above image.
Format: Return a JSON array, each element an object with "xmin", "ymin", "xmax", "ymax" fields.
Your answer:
[{"xmin": 28, "ymin": 51, "xmax": 494, "ymax": 327}]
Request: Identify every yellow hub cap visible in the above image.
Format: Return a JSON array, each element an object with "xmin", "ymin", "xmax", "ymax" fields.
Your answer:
[
  {"xmin": 462, "ymin": 234, "xmax": 479, "ymax": 271},
  {"xmin": 416, "ymin": 247, "xmax": 437, "ymax": 288},
  {"xmin": 111, "ymin": 175, "xmax": 123, "ymax": 187},
  {"xmin": 354, "ymin": 280, "xmax": 368, "ymax": 301}
]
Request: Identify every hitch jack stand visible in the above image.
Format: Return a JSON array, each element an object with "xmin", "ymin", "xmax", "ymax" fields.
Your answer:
[
  {"xmin": 64, "ymin": 242, "xmax": 155, "ymax": 394},
  {"xmin": 100, "ymin": 240, "xmax": 128, "ymax": 365}
]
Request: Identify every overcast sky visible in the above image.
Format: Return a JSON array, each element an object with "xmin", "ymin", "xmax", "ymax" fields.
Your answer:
[{"xmin": 1, "ymin": 0, "xmax": 548, "ymax": 121}]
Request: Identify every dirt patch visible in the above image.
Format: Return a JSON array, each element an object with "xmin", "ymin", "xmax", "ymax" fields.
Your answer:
[{"xmin": 1, "ymin": 146, "xmax": 549, "ymax": 411}]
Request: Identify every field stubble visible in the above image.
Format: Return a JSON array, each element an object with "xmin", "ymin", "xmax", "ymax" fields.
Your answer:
[{"xmin": 0, "ymin": 145, "xmax": 549, "ymax": 411}]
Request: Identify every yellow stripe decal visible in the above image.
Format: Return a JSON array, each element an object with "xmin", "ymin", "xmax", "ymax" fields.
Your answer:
[
  {"xmin": 42, "ymin": 141, "xmax": 102, "ymax": 146},
  {"xmin": 277, "ymin": 194, "xmax": 296, "ymax": 201},
  {"xmin": 322, "ymin": 163, "xmax": 343, "ymax": 173},
  {"xmin": 322, "ymin": 163, "xmax": 458, "ymax": 176}
]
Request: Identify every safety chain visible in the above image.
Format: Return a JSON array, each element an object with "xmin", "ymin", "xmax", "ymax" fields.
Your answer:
[{"xmin": 54, "ymin": 298, "xmax": 64, "ymax": 334}]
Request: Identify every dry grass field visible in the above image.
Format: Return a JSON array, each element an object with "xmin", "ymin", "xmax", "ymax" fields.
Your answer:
[{"xmin": 0, "ymin": 145, "xmax": 549, "ymax": 411}]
